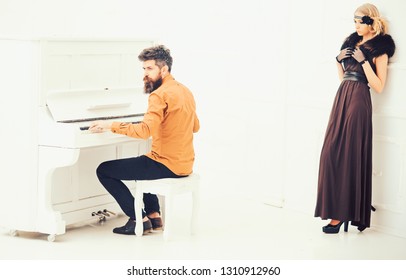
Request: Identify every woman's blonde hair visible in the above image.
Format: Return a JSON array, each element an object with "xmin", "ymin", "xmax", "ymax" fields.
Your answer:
[{"xmin": 355, "ymin": 3, "xmax": 388, "ymax": 35}]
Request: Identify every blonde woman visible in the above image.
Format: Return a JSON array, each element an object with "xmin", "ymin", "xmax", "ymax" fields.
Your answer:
[{"xmin": 315, "ymin": 3, "xmax": 395, "ymax": 233}]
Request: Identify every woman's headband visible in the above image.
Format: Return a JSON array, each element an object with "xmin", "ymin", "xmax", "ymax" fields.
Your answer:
[{"xmin": 354, "ymin": 15, "xmax": 374, "ymax": 25}]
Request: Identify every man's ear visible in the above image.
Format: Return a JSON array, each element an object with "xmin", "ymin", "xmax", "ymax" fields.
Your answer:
[{"xmin": 161, "ymin": 65, "xmax": 169, "ymax": 76}]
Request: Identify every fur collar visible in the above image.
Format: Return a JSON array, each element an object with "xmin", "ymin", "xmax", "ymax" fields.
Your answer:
[{"xmin": 341, "ymin": 32, "xmax": 396, "ymax": 59}]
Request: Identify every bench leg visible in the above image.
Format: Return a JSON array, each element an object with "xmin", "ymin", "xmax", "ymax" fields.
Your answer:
[
  {"xmin": 162, "ymin": 195, "xmax": 173, "ymax": 241},
  {"xmin": 134, "ymin": 185, "xmax": 144, "ymax": 237},
  {"xmin": 191, "ymin": 188, "xmax": 199, "ymax": 235}
]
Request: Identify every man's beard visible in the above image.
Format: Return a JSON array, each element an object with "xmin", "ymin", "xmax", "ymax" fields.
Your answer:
[{"xmin": 143, "ymin": 76, "xmax": 163, "ymax": 94}]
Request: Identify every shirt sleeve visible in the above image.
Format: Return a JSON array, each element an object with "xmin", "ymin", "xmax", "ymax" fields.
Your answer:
[
  {"xmin": 111, "ymin": 93, "xmax": 166, "ymax": 139},
  {"xmin": 193, "ymin": 112, "xmax": 200, "ymax": 133}
]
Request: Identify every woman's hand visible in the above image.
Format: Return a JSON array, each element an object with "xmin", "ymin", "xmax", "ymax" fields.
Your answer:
[
  {"xmin": 336, "ymin": 47, "xmax": 354, "ymax": 63},
  {"xmin": 352, "ymin": 48, "xmax": 366, "ymax": 63}
]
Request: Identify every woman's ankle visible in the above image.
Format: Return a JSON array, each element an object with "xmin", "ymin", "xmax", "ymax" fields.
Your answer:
[{"xmin": 330, "ymin": 219, "xmax": 341, "ymax": 226}]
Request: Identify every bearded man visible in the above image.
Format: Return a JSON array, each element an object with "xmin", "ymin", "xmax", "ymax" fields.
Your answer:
[{"xmin": 89, "ymin": 45, "xmax": 200, "ymax": 235}]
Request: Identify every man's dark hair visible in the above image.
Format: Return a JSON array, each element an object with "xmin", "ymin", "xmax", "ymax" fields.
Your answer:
[{"xmin": 138, "ymin": 45, "xmax": 173, "ymax": 72}]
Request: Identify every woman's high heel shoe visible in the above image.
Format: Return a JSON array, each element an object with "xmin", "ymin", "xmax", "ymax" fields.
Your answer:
[{"xmin": 322, "ymin": 221, "xmax": 349, "ymax": 234}]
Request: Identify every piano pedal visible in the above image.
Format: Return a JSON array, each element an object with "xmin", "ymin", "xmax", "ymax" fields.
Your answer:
[
  {"xmin": 92, "ymin": 211, "xmax": 107, "ymax": 223},
  {"xmin": 99, "ymin": 210, "xmax": 110, "ymax": 217},
  {"xmin": 103, "ymin": 209, "xmax": 116, "ymax": 216},
  {"xmin": 91, "ymin": 209, "xmax": 116, "ymax": 223}
]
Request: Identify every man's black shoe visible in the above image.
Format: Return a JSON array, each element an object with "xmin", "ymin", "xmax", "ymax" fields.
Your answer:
[{"xmin": 113, "ymin": 218, "xmax": 152, "ymax": 235}]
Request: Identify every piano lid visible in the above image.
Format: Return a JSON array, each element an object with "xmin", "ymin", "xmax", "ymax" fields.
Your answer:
[{"xmin": 46, "ymin": 88, "xmax": 148, "ymax": 123}]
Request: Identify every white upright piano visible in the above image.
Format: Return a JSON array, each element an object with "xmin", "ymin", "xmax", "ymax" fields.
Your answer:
[{"xmin": 0, "ymin": 38, "xmax": 153, "ymax": 241}]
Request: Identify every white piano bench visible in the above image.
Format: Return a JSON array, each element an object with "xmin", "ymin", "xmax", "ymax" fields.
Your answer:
[{"xmin": 134, "ymin": 173, "xmax": 200, "ymax": 240}]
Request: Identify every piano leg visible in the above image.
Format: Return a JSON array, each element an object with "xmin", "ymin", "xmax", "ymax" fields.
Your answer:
[{"xmin": 37, "ymin": 146, "xmax": 80, "ymax": 239}]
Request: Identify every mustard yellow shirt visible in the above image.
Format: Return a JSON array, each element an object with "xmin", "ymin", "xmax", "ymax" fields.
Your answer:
[{"xmin": 111, "ymin": 74, "xmax": 200, "ymax": 175}]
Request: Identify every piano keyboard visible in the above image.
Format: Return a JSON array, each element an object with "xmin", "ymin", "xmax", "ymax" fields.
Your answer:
[{"xmin": 80, "ymin": 121, "xmax": 141, "ymax": 131}]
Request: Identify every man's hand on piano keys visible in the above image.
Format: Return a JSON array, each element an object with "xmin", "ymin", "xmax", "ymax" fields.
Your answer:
[{"xmin": 89, "ymin": 120, "xmax": 113, "ymax": 133}]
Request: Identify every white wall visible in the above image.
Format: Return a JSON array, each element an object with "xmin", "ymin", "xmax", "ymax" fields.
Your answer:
[{"xmin": 1, "ymin": 0, "xmax": 405, "ymax": 237}]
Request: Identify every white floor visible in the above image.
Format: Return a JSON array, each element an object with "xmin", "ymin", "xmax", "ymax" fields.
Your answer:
[{"xmin": 1, "ymin": 191, "xmax": 406, "ymax": 261}]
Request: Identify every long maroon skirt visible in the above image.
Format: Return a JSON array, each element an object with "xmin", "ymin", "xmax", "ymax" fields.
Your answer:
[{"xmin": 314, "ymin": 79, "xmax": 372, "ymax": 228}]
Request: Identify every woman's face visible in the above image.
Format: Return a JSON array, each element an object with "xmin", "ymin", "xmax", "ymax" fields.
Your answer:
[{"xmin": 354, "ymin": 13, "xmax": 372, "ymax": 36}]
